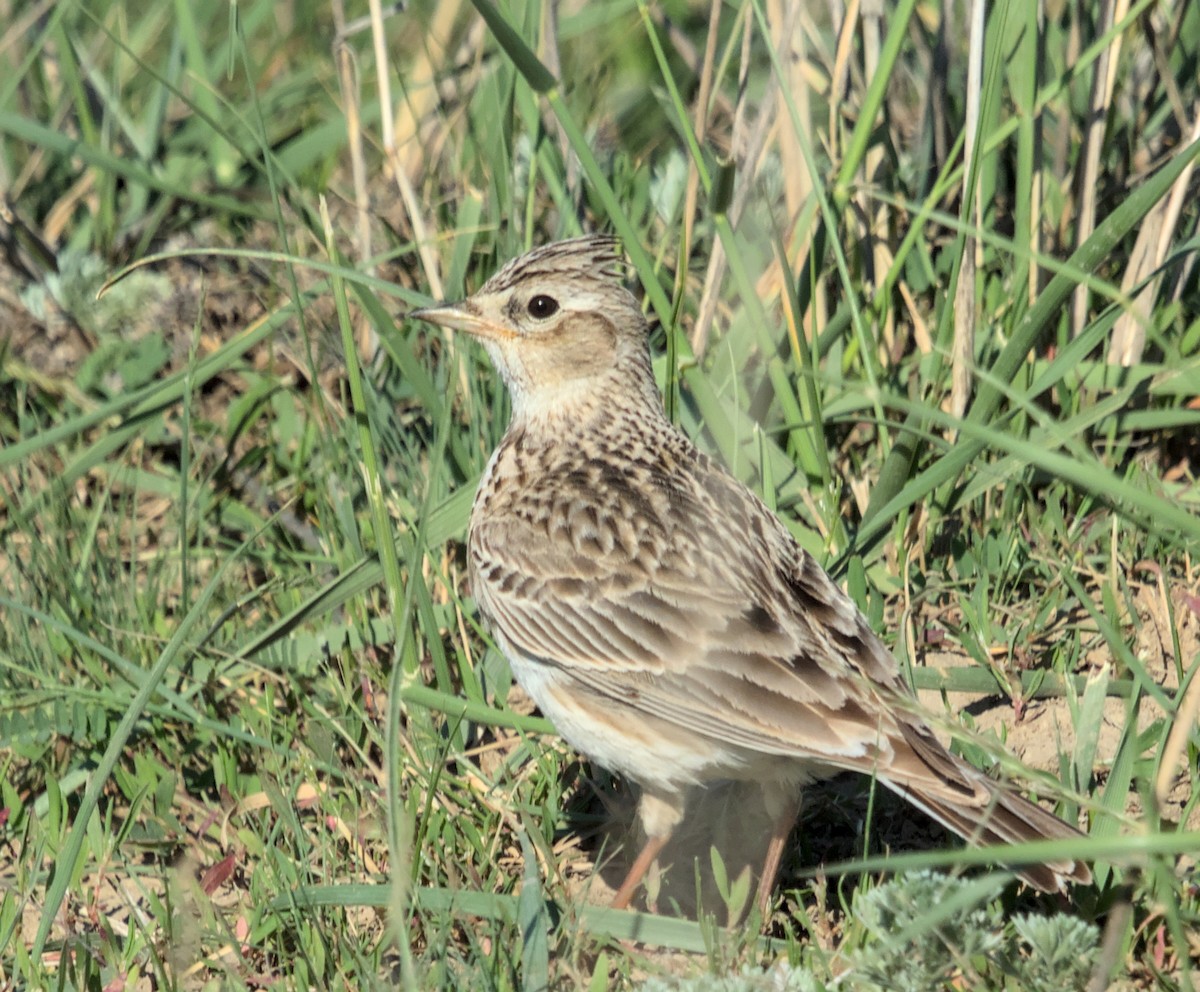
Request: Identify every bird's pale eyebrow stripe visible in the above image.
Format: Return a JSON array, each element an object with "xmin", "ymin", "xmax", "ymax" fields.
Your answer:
[{"xmin": 482, "ymin": 235, "xmax": 623, "ymax": 295}]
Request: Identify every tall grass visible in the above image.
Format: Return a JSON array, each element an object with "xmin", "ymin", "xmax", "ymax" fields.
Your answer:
[{"xmin": 1, "ymin": 0, "xmax": 1198, "ymax": 987}]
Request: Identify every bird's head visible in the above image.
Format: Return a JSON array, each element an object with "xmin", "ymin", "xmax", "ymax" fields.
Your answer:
[{"xmin": 411, "ymin": 235, "xmax": 658, "ymax": 423}]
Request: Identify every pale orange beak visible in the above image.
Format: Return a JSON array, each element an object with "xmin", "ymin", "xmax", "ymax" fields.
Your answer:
[{"xmin": 410, "ymin": 303, "xmax": 511, "ymax": 340}]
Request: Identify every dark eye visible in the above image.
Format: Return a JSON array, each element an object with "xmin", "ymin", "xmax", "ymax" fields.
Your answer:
[{"xmin": 526, "ymin": 294, "xmax": 560, "ymax": 319}]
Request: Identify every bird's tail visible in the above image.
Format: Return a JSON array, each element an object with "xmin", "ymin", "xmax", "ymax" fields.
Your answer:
[
  {"xmin": 896, "ymin": 778, "xmax": 1093, "ymax": 892},
  {"xmin": 884, "ymin": 722, "xmax": 1092, "ymax": 892}
]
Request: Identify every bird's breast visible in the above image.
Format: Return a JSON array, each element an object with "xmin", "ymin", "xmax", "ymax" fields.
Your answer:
[{"xmin": 470, "ymin": 432, "xmax": 682, "ymax": 560}]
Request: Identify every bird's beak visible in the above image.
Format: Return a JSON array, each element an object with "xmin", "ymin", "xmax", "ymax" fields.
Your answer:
[{"xmin": 409, "ymin": 302, "xmax": 510, "ymax": 340}]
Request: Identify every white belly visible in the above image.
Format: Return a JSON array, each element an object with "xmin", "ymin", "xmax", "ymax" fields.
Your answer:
[{"xmin": 504, "ymin": 644, "xmax": 748, "ymax": 794}]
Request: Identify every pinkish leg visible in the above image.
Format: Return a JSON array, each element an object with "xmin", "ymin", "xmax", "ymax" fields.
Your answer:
[
  {"xmin": 611, "ymin": 831, "xmax": 672, "ymax": 910},
  {"xmin": 756, "ymin": 795, "xmax": 801, "ymax": 918}
]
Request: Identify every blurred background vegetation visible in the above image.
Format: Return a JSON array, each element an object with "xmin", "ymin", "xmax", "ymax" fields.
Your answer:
[{"xmin": 1, "ymin": 0, "xmax": 1199, "ymax": 988}]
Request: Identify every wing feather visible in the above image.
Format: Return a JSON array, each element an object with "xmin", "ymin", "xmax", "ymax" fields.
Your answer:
[{"xmin": 468, "ymin": 446, "xmax": 917, "ymax": 777}]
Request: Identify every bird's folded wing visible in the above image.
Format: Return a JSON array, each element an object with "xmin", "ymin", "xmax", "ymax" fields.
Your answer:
[{"xmin": 470, "ymin": 513, "xmax": 915, "ymax": 766}]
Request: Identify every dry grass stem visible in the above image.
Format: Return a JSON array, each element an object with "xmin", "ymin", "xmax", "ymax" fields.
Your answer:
[
  {"xmin": 1071, "ymin": 0, "xmax": 1128, "ymax": 339},
  {"xmin": 1109, "ymin": 107, "xmax": 1200, "ymax": 364},
  {"xmin": 678, "ymin": 0, "xmax": 721, "ymax": 317},
  {"xmin": 949, "ymin": 0, "xmax": 983, "ymax": 425},
  {"xmin": 858, "ymin": 0, "xmax": 894, "ymax": 361}
]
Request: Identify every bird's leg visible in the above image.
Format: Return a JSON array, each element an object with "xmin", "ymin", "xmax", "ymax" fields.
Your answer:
[
  {"xmin": 755, "ymin": 792, "xmax": 801, "ymax": 918},
  {"xmin": 611, "ymin": 830, "xmax": 671, "ymax": 909},
  {"xmin": 611, "ymin": 791, "xmax": 683, "ymax": 910}
]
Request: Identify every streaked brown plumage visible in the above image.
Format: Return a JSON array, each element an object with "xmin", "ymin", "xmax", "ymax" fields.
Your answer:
[{"xmin": 412, "ymin": 234, "xmax": 1091, "ymax": 914}]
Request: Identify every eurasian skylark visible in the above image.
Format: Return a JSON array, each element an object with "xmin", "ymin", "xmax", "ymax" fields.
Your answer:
[{"xmin": 412, "ymin": 234, "xmax": 1091, "ymax": 915}]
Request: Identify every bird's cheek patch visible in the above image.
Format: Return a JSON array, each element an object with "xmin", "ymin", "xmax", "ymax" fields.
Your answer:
[{"xmin": 535, "ymin": 312, "xmax": 618, "ymax": 378}]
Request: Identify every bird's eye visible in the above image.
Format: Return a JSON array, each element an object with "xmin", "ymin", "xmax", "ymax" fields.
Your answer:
[{"xmin": 526, "ymin": 294, "xmax": 560, "ymax": 319}]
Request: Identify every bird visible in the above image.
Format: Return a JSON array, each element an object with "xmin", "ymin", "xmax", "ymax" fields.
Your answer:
[{"xmin": 410, "ymin": 233, "xmax": 1092, "ymax": 916}]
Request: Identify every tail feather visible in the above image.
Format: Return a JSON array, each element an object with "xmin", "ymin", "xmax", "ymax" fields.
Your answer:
[
  {"xmin": 882, "ymin": 721, "xmax": 1092, "ymax": 892},
  {"xmin": 885, "ymin": 773, "xmax": 1092, "ymax": 893}
]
